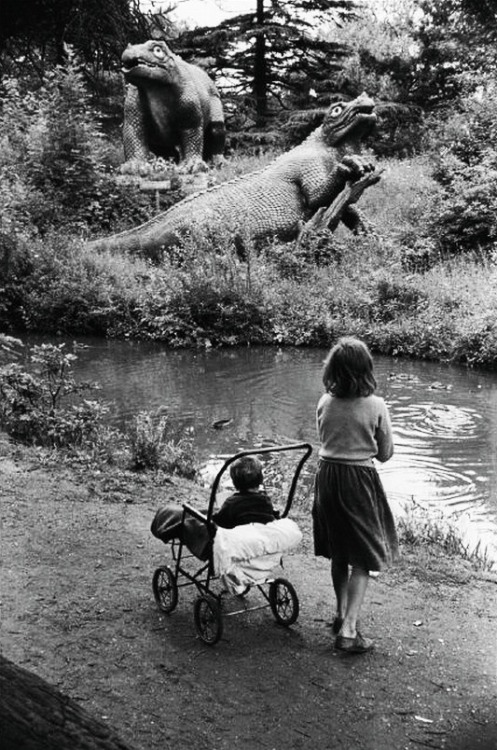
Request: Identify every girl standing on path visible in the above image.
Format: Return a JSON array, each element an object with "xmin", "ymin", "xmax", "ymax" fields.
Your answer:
[{"xmin": 313, "ymin": 337, "xmax": 398, "ymax": 654}]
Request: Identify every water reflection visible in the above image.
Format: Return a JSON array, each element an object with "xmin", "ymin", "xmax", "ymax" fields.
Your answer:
[{"xmin": 47, "ymin": 338, "xmax": 497, "ymax": 559}]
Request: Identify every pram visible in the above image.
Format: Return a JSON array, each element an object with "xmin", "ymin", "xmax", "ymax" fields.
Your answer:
[{"xmin": 151, "ymin": 442, "xmax": 312, "ymax": 645}]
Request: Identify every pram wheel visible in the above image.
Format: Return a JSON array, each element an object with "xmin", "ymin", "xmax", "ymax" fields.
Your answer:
[
  {"xmin": 194, "ymin": 595, "xmax": 223, "ymax": 645},
  {"xmin": 152, "ymin": 566, "xmax": 178, "ymax": 613},
  {"xmin": 269, "ymin": 578, "xmax": 299, "ymax": 626}
]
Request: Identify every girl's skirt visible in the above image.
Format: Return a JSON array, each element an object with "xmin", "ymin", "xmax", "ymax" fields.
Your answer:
[{"xmin": 312, "ymin": 460, "xmax": 398, "ymax": 571}]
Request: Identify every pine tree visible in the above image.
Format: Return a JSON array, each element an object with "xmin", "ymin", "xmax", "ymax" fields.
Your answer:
[{"xmin": 176, "ymin": 0, "xmax": 358, "ymax": 126}]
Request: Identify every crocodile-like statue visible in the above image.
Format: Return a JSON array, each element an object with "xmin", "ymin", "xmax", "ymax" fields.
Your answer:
[
  {"xmin": 121, "ymin": 39, "xmax": 225, "ymax": 172},
  {"xmin": 91, "ymin": 93, "xmax": 378, "ymax": 259}
]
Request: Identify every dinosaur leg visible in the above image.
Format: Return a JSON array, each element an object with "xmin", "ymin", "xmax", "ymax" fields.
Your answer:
[
  {"xmin": 341, "ymin": 205, "xmax": 367, "ymax": 233},
  {"xmin": 204, "ymin": 121, "xmax": 226, "ymax": 161},
  {"xmin": 122, "ymin": 86, "xmax": 153, "ymax": 174},
  {"xmin": 179, "ymin": 126, "xmax": 207, "ymax": 172}
]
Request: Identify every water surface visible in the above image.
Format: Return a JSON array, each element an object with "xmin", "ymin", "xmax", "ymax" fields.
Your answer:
[{"xmin": 48, "ymin": 339, "xmax": 497, "ymax": 562}]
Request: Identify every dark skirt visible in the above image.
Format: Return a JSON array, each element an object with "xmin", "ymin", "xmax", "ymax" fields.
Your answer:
[{"xmin": 312, "ymin": 460, "xmax": 399, "ymax": 571}]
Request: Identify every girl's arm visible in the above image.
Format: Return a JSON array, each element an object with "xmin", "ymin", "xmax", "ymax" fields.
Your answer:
[{"xmin": 375, "ymin": 402, "xmax": 394, "ymax": 462}]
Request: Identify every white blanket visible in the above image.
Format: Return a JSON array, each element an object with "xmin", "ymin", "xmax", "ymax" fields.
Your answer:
[{"xmin": 213, "ymin": 518, "xmax": 303, "ymax": 594}]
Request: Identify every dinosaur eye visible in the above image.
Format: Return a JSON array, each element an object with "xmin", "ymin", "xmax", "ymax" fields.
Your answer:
[
  {"xmin": 330, "ymin": 105, "xmax": 343, "ymax": 117},
  {"xmin": 152, "ymin": 45, "xmax": 166, "ymax": 60}
]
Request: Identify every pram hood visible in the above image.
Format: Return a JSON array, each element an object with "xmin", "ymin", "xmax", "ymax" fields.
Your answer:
[{"xmin": 151, "ymin": 505, "xmax": 212, "ymax": 561}]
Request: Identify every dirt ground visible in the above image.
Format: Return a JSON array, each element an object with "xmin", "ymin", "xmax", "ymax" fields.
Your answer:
[{"xmin": 1, "ymin": 438, "xmax": 497, "ymax": 750}]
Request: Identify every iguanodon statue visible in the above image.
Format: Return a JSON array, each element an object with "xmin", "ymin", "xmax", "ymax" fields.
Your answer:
[
  {"xmin": 121, "ymin": 39, "xmax": 225, "ymax": 172},
  {"xmin": 91, "ymin": 93, "xmax": 378, "ymax": 259}
]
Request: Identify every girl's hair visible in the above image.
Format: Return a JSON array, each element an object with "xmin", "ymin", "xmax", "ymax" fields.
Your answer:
[
  {"xmin": 322, "ymin": 337, "xmax": 376, "ymax": 397},
  {"xmin": 230, "ymin": 456, "xmax": 263, "ymax": 491}
]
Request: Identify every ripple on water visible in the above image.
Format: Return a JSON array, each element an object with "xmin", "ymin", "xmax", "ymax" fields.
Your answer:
[
  {"xmin": 392, "ymin": 403, "xmax": 482, "ymax": 440},
  {"xmin": 380, "ymin": 455, "xmax": 480, "ymax": 510}
]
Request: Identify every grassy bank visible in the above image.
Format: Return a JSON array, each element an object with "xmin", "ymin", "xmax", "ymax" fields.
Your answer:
[{"xmin": 2, "ymin": 157, "xmax": 497, "ymax": 368}]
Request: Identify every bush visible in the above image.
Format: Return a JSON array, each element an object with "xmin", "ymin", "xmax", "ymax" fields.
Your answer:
[
  {"xmin": 0, "ymin": 58, "xmax": 162, "ymax": 241},
  {"xmin": 0, "ymin": 342, "xmax": 109, "ymax": 449},
  {"xmin": 0, "ymin": 234, "xmax": 149, "ymax": 335},
  {"xmin": 127, "ymin": 411, "xmax": 197, "ymax": 478},
  {"xmin": 1, "ymin": 64, "xmax": 107, "ymax": 235},
  {"xmin": 130, "ymin": 235, "xmax": 270, "ymax": 346},
  {"xmin": 429, "ymin": 150, "xmax": 497, "ymax": 255},
  {"xmin": 426, "ymin": 87, "xmax": 497, "ymax": 256}
]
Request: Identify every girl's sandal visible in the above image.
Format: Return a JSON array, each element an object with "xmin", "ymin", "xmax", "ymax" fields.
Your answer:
[{"xmin": 335, "ymin": 632, "xmax": 375, "ymax": 654}]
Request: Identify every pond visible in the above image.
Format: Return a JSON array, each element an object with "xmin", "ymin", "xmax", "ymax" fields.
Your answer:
[{"xmin": 68, "ymin": 339, "xmax": 497, "ymax": 564}]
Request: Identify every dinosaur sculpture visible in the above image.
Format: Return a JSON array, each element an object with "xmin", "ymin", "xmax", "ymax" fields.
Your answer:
[
  {"xmin": 121, "ymin": 39, "xmax": 225, "ymax": 172},
  {"xmin": 91, "ymin": 93, "xmax": 378, "ymax": 259}
]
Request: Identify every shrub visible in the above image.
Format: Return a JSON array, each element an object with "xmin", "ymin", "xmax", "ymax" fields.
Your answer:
[
  {"xmin": 397, "ymin": 498, "xmax": 493, "ymax": 571},
  {"xmin": 0, "ymin": 58, "xmax": 162, "ymax": 240},
  {"xmin": 130, "ymin": 234, "xmax": 270, "ymax": 346},
  {"xmin": 374, "ymin": 278, "xmax": 427, "ymax": 323},
  {"xmin": 425, "ymin": 86, "xmax": 497, "ymax": 256},
  {"xmin": 0, "ymin": 342, "xmax": 109, "ymax": 449},
  {"xmin": 0, "ymin": 64, "xmax": 107, "ymax": 235},
  {"xmin": 429, "ymin": 150, "xmax": 497, "ymax": 255},
  {"xmin": 127, "ymin": 411, "xmax": 197, "ymax": 478},
  {"xmin": 0, "ymin": 234, "xmax": 149, "ymax": 335}
]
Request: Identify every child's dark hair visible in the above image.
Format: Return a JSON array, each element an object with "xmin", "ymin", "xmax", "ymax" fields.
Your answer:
[
  {"xmin": 230, "ymin": 456, "xmax": 263, "ymax": 491},
  {"xmin": 322, "ymin": 337, "xmax": 376, "ymax": 397}
]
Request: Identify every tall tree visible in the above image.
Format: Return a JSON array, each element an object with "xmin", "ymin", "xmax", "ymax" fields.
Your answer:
[{"xmin": 176, "ymin": 0, "xmax": 358, "ymax": 126}]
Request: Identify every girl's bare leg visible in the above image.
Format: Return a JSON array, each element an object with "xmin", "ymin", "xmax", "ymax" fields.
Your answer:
[
  {"xmin": 331, "ymin": 559, "xmax": 348, "ymax": 619},
  {"xmin": 340, "ymin": 566, "xmax": 369, "ymax": 639}
]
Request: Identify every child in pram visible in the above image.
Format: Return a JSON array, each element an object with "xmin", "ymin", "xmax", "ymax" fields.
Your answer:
[
  {"xmin": 212, "ymin": 456, "xmax": 279, "ymax": 528},
  {"xmin": 151, "ymin": 456, "xmax": 279, "ymax": 560},
  {"xmin": 151, "ymin": 443, "xmax": 311, "ymax": 645}
]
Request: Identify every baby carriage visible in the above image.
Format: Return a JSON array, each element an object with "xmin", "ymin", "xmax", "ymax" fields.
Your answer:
[{"xmin": 150, "ymin": 442, "xmax": 312, "ymax": 645}]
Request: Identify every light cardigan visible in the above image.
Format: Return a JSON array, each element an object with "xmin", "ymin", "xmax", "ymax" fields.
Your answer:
[{"xmin": 316, "ymin": 393, "xmax": 394, "ymax": 466}]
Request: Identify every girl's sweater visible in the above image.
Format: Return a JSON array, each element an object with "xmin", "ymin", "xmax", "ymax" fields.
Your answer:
[{"xmin": 316, "ymin": 393, "xmax": 394, "ymax": 466}]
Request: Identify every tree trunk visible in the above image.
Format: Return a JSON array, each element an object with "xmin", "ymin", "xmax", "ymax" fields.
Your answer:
[
  {"xmin": 0, "ymin": 655, "xmax": 135, "ymax": 750},
  {"xmin": 254, "ymin": 0, "xmax": 268, "ymax": 125}
]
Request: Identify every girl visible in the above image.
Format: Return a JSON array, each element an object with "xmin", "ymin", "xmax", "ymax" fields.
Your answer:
[{"xmin": 313, "ymin": 337, "xmax": 398, "ymax": 654}]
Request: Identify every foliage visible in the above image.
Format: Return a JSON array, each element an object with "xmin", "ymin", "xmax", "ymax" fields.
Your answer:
[
  {"xmin": 176, "ymin": 0, "xmax": 357, "ymax": 125},
  {"xmin": 127, "ymin": 411, "xmax": 197, "ymax": 478},
  {"xmin": 429, "ymin": 151, "xmax": 497, "ymax": 255},
  {"xmin": 0, "ymin": 234, "xmax": 140, "ymax": 335},
  {"xmin": 322, "ymin": 0, "xmax": 426, "ymax": 155},
  {"xmin": 0, "ymin": 342, "xmax": 109, "ymax": 448},
  {"xmin": 413, "ymin": 0, "xmax": 497, "ymax": 109},
  {"xmin": 0, "ymin": 0, "xmax": 171, "ymax": 78},
  {"xmin": 116, "ymin": 225, "xmax": 269, "ymax": 346},
  {"xmin": 397, "ymin": 496, "xmax": 494, "ymax": 570},
  {"xmin": 425, "ymin": 86, "xmax": 497, "ymax": 256},
  {"xmin": 0, "ymin": 64, "xmax": 109, "ymax": 235},
  {"xmin": 0, "ymin": 340, "xmax": 199, "ymax": 474},
  {"xmin": 0, "ymin": 59, "xmax": 160, "ymax": 240}
]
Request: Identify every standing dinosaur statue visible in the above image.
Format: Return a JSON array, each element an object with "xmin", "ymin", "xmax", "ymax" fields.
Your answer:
[
  {"xmin": 121, "ymin": 39, "xmax": 225, "ymax": 173},
  {"xmin": 90, "ymin": 93, "xmax": 379, "ymax": 260}
]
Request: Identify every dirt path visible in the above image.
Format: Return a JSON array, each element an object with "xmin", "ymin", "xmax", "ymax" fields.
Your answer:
[{"xmin": 1, "ymin": 444, "xmax": 497, "ymax": 750}]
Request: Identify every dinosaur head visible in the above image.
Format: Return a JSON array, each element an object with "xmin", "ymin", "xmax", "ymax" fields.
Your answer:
[
  {"xmin": 321, "ymin": 93, "xmax": 377, "ymax": 146},
  {"xmin": 121, "ymin": 40, "xmax": 179, "ymax": 85}
]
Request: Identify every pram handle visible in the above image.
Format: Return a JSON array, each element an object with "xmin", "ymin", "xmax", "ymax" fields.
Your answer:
[
  {"xmin": 182, "ymin": 502, "xmax": 208, "ymax": 523},
  {"xmin": 206, "ymin": 442, "xmax": 313, "ymax": 521}
]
